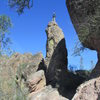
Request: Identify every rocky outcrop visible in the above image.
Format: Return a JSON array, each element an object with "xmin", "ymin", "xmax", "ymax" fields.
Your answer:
[
  {"xmin": 14, "ymin": 52, "xmax": 44, "ymax": 90},
  {"xmin": 28, "ymin": 85, "xmax": 68, "ymax": 100},
  {"xmin": 66, "ymin": 0, "xmax": 100, "ymax": 99},
  {"xmin": 0, "ymin": 52, "xmax": 44, "ymax": 99},
  {"xmin": 20, "ymin": 52, "xmax": 44, "ymax": 78},
  {"xmin": 28, "ymin": 18, "xmax": 88, "ymax": 100},
  {"xmin": 0, "ymin": 52, "xmax": 43, "ymax": 75},
  {"xmin": 45, "ymin": 17, "xmax": 68, "ymax": 88},
  {"xmin": 72, "ymin": 77, "xmax": 100, "ymax": 100},
  {"xmin": 66, "ymin": 0, "xmax": 100, "ymax": 77}
]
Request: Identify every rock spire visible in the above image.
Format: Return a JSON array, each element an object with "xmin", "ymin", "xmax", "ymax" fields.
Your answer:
[
  {"xmin": 45, "ymin": 15, "xmax": 68, "ymax": 89},
  {"xmin": 52, "ymin": 12, "xmax": 56, "ymax": 22}
]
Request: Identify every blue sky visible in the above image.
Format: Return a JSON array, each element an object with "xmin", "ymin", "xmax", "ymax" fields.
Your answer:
[{"xmin": 0, "ymin": 0, "xmax": 97, "ymax": 70}]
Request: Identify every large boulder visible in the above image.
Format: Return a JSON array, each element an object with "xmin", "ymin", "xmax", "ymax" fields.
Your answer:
[
  {"xmin": 45, "ymin": 17, "xmax": 68, "ymax": 88},
  {"xmin": 66, "ymin": 0, "xmax": 100, "ymax": 99},
  {"xmin": 72, "ymin": 77, "xmax": 100, "ymax": 100},
  {"xmin": 66, "ymin": 0, "xmax": 100, "ymax": 77}
]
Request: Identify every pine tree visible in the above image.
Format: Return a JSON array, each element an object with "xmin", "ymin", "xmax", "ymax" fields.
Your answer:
[
  {"xmin": 80, "ymin": 56, "xmax": 84, "ymax": 70},
  {"xmin": 0, "ymin": 15, "xmax": 12, "ymax": 55}
]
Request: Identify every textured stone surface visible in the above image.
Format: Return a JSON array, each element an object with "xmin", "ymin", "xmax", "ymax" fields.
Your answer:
[
  {"xmin": 28, "ymin": 85, "xmax": 68, "ymax": 100},
  {"xmin": 26, "ymin": 70, "xmax": 46, "ymax": 93},
  {"xmin": 72, "ymin": 77, "xmax": 100, "ymax": 100},
  {"xmin": 66, "ymin": 0, "xmax": 100, "ymax": 77},
  {"xmin": 45, "ymin": 19, "xmax": 68, "ymax": 88}
]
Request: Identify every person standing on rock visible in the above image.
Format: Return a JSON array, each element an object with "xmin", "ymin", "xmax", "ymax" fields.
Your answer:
[{"xmin": 52, "ymin": 12, "xmax": 56, "ymax": 22}]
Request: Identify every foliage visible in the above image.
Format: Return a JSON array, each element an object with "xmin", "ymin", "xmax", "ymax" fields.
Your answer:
[
  {"xmin": 80, "ymin": 56, "xmax": 84, "ymax": 70},
  {"xmin": 15, "ymin": 63, "xmax": 29, "ymax": 99},
  {"xmin": 8, "ymin": 0, "xmax": 33, "ymax": 14},
  {"xmin": 0, "ymin": 56, "xmax": 28, "ymax": 100},
  {"xmin": 0, "ymin": 64, "xmax": 16, "ymax": 99},
  {"xmin": 0, "ymin": 15, "xmax": 12, "ymax": 55},
  {"xmin": 68, "ymin": 65, "xmax": 77, "ymax": 72}
]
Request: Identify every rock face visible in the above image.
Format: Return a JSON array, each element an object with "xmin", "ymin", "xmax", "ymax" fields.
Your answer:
[
  {"xmin": 28, "ymin": 85, "xmax": 68, "ymax": 100},
  {"xmin": 45, "ymin": 17, "xmax": 68, "ymax": 88},
  {"xmin": 66, "ymin": 0, "xmax": 100, "ymax": 77},
  {"xmin": 72, "ymin": 77, "xmax": 100, "ymax": 100}
]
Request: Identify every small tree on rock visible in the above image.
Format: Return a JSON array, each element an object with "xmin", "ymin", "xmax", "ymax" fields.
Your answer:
[{"xmin": 0, "ymin": 15, "xmax": 12, "ymax": 55}]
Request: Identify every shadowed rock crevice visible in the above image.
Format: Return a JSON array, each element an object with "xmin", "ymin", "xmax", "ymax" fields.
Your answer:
[
  {"xmin": 37, "ymin": 58, "xmax": 47, "ymax": 74},
  {"xmin": 46, "ymin": 38, "xmax": 68, "ymax": 87},
  {"xmin": 90, "ymin": 53, "xmax": 100, "ymax": 78}
]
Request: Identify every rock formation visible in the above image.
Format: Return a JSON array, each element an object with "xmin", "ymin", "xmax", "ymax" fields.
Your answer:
[
  {"xmin": 0, "ymin": 52, "xmax": 44, "ymax": 99},
  {"xmin": 0, "ymin": 52, "xmax": 90, "ymax": 100},
  {"xmin": 27, "ymin": 16, "xmax": 88, "ymax": 100},
  {"xmin": 66, "ymin": 0, "xmax": 100, "ymax": 78},
  {"xmin": 0, "ymin": 13, "xmax": 92, "ymax": 100},
  {"xmin": 45, "ymin": 14, "xmax": 68, "ymax": 89},
  {"xmin": 66, "ymin": 0, "xmax": 100, "ymax": 99}
]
